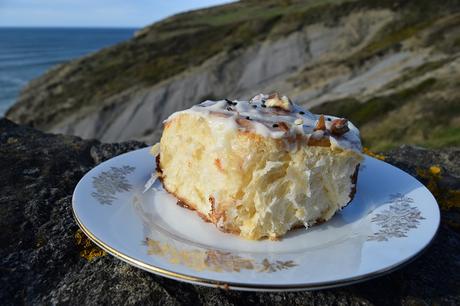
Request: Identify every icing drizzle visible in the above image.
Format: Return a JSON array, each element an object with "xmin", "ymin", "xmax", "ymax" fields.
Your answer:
[{"xmin": 165, "ymin": 93, "xmax": 362, "ymax": 152}]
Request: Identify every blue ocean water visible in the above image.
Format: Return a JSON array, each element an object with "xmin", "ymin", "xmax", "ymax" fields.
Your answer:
[{"xmin": 0, "ymin": 27, "xmax": 136, "ymax": 115}]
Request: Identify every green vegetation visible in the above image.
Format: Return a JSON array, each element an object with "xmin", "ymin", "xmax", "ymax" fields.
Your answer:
[
  {"xmin": 300, "ymin": 0, "xmax": 460, "ymax": 151},
  {"xmin": 312, "ymin": 78, "xmax": 460, "ymax": 151},
  {"xmin": 382, "ymin": 59, "xmax": 450, "ymax": 90},
  {"xmin": 424, "ymin": 13, "xmax": 460, "ymax": 54},
  {"xmin": 347, "ymin": 20, "xmax": 434, "ymax": 66},
  {"xmin": 312, "ymin": 79, "xmax": 437, "ymax": 126},
  {"xmin": 426, "ymin": 128, "xmax": 460, "ymax": 148},
  {"xmin": 344, "ymin": 1, "xmax": 460, "ymax": 65}
]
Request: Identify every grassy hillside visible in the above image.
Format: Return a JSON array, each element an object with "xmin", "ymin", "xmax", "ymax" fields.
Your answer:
[
  {"xmin": 307, "ymin": 1, "xmax": 460, "ymax": 150},
  {"xmin": 312, "ymin": 77, "xmax": 460, "ymax": 150}
]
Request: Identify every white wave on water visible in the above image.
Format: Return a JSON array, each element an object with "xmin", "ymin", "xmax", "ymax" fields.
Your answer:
[
  {"xmin": 0, "ymin": 75, "xmax": 28, "ymax": 86},
  {"xmin": 0, "ymin": 27, "xmax": 136, "ymax": 116}
]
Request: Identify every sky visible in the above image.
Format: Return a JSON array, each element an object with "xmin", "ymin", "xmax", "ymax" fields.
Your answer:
[{"xmin": 0, "ymin": 0, "xmax": 236, "ymax": 28}]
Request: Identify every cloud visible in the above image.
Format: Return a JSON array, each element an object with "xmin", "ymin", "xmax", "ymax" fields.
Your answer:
[{"xmin": 0, "ymin": 0, "xmax": 236, "ymax": 27}]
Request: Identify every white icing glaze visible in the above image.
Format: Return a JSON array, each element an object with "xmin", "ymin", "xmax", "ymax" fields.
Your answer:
[{"xmin": 165, "ymin": 94, "xmax": 362, "ymax": 152}]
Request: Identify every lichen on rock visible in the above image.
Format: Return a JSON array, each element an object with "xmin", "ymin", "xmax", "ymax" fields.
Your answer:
[{"xmin": 75, "ymin": 229, "xmax": 107, "ymax": 261}]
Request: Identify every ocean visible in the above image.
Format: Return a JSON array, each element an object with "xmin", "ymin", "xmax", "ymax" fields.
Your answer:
[{"xmin": 0, "ymin": 27, "xmax": 136, "ymax": 115}]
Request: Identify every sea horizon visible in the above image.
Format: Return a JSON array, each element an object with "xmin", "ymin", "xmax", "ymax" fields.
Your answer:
[
  {"xmin": 0, "ymin": 27, "xmax": 137, "ymax": 115},
  {"xmin": 0, "ymin": 26, "xmax": 139, "ymax": 30}
]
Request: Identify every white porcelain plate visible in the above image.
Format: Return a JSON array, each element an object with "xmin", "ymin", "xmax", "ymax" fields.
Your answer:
[{"xmin": 72, "ymin": 147, "xmax": 440, "ymax": 291}]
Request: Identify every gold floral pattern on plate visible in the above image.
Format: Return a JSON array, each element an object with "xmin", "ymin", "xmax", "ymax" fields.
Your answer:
[{"xmin": 143, "ymin": 237, "xmax": 297, "ymax": 273}]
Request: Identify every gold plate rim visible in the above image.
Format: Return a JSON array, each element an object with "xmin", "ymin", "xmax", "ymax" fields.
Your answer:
[{"xmin": 72, "ymin": 204, "xmax": 439, "ymax": 291}]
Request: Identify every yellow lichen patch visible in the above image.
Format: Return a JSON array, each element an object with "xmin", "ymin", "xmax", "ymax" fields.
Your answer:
[
  {"xmin": 363, "ymin": 147, "xmax": 386, "ymax": 160},
  {"xmin": 35, "ymin": 236, "xmax": 46, "ymax": 248},
  {"xmin": 7, "ymin": 137, "xmax": 18, "ymax": 144},
  {"xmin": 429, "ymin": 165, "xmax": 441, "ymax": 175},
  {"xmin": 416, "ymin": 166, "xmax": 460, "ymax": 211},
  {"xmin": 75, "ymin": 229, "xmax": 107, "ymax": 261}
]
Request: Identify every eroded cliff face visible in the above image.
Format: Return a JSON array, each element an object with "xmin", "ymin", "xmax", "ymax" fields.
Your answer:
[{"xmin": 6, "ymin": 0, "xmax": 460, "ymax": 148}]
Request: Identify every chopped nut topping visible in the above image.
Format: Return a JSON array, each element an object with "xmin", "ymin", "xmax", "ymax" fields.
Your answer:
[
  {"xmin": 249, "ymin": 94, "xmax": 263, "ymax": 103},
  {"xmin": 281, "ymin": 95, "xmax": 291, "ymax": 104},
  {"xmin": 314, "ymin": 115, "xmax": 326, "ymax": 131},
  {"xmin": 277, "ymin": 122, "xmax": 289, "ymax": 132},
  {"xmin": 294, "ymin": 118, "xmax": 303, "ymax": 125},
  {"xmin": 177, "ymin": 200, "xmax": 191, "ymax": 209},
  {"xmin": 236, "ymin": 118, "xmax": 252, "ymax": 129},
  {"xmin": 265, "ymin": 92, "xmax": 293, "ymax": 111},
  {"xmin": 330, "ymin": 118, "xmax": 349, "ymax": 135}
]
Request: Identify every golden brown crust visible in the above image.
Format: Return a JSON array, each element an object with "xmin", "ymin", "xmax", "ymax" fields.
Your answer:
[
  {"xmin": 176, "ymin": 199, "xmax": 192, "ymax": 210},
  {"xmin": 208, "ymin": 196, "xmax": 220, "ymax": 224},
  {"xmin": 171, "ymin": 189, "xmax": 212, "ymax": 223},
  {"xmin": 345, "ymin": 164, "xmax": 360, "ymax": 206},
  {"xmin": 277, "ymin": 122, "xmax": 290, "ymax": 132},
  {"xmin": 290, "ymin": 223, "xmax": 305, "ymax": 230},
  {"xmin": 235, "ymin": 118, "xmax": 253, "ymax": 129},
  {"xmin": 155, "ymin": 154, "xmax": 162, "ymax": 175},
  {"xmin": 163, "ymin": 120, "xmax": 173, "ymax": 129},
  {"xmin": 307, "ymin": 136, "xmax": 331, "ymax": 147},
  {"xmin": 315, "ymin": 218, "xmax": 327, "ymax": 225}
]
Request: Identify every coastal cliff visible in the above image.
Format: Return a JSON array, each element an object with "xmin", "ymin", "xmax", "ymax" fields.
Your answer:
[
  {"xmin": 1, "ymin": 118, "xmax": 459, "ymax": 304},
  {"xmin": 6, "ymin": 0, "xmax": 460, "ymax": 150}
]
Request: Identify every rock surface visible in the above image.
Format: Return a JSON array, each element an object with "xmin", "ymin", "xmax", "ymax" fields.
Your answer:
[{"xmin": 1, "ymin": 118, "xmax": 459, "ymax": 305}]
